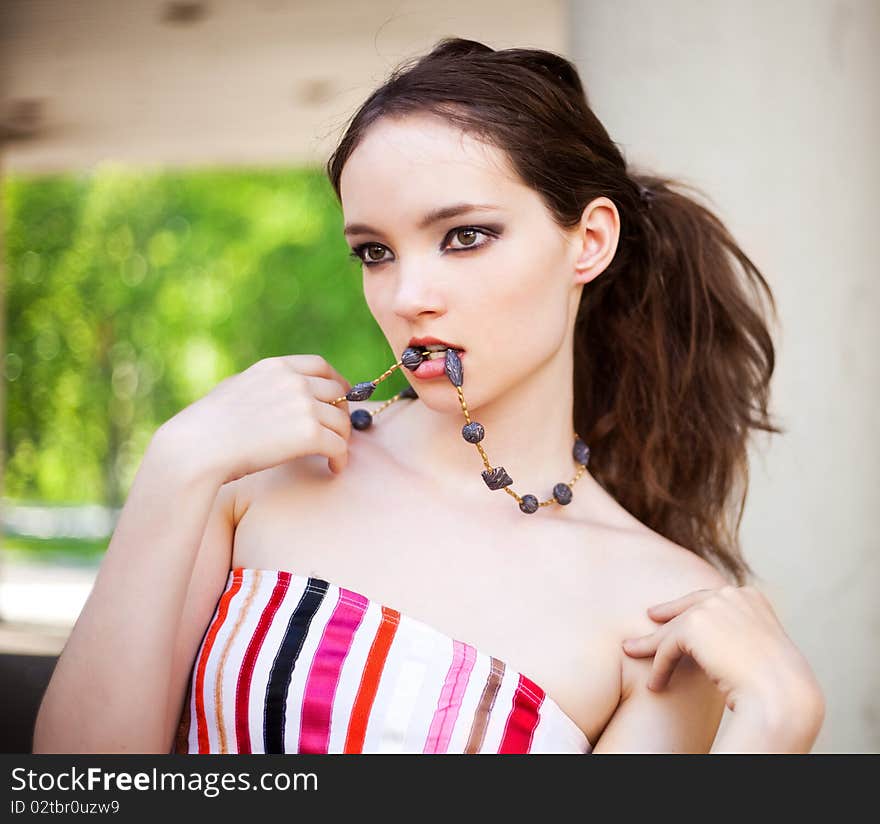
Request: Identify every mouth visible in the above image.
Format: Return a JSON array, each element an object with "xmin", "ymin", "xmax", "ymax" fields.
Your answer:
[
  {"xmin": 408, "ymin": 338, "xmax": 465, "ymax": 355},
  {"xmin": 421, "ymin": 347, "xmax": 462, "ymax": 360},
  {"xmin": 411, "ymin": 347, "xmax": 466, "ymax": 379}
]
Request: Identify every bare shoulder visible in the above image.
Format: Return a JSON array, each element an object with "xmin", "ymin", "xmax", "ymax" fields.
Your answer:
[
  {"xmin": 610, "ymin": 528, "xmax": 729, "ymax": 628},
  {"xmin": 619, "ymin": 528, "xmax": 730, "ymax": 608},
  {"xmin": 608, "ymin": 527, "xmax": 731, "ymax": 697},
  {"xmin": 229, "ymin": 399, "xmax": 381, "ymax": 526}
]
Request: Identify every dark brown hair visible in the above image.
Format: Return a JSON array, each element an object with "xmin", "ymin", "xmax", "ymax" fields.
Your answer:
[{"xmin": 325, "ymin": 37, "xmax": 783, "ymax": 586}]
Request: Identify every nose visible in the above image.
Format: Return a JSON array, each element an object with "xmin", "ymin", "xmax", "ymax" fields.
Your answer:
[{"xmin": 389, "ymin": 260, "xmax": 448, "ymax": 321}]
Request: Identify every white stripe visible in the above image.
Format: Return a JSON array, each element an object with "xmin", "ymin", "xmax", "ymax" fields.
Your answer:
[
  {"xmin": 403, "ymin": 633, "xmax": 455, "ymax": 753},
  {"xmin": 481, "ymin": 669, "xmax": 520, "ymax": 752},
  {"xmin": 445, "ymin": 653, "xmax": 493, "ymax": 753},
  {"xmin": 327, "ymin": 601, "xmax": 383, "ymax": 752},
  {"xmin": 198, "ymin": 571, "xmax": 252, "ymax": 753},
  {"xmin": 281, "ymin": 579, "xmax": 338, "ymax": 751},
  {"xmin": 246, "ymin": 573, "xmax": 299, "ymax": 753},
  {"xmin": 218, "ymin": 570, "xmax": 269, "ymax": 751},
  {"xmin": 361, "ymin": 617, "xmax": 432, "ymax": 753}
]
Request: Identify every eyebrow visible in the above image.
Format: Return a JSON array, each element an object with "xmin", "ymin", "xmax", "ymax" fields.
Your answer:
[{"xmin": 343, "ymin": 202, "xmax": 502, "ymax": 238}]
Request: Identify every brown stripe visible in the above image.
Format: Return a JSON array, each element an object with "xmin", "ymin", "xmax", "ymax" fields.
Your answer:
[
  {"xmin": 464, "ymin": 656, "xmax": 505, "ymax": 753},
  {"xmin": 214, "ymin": 569, "xmax": 262, "ymax": 752}
]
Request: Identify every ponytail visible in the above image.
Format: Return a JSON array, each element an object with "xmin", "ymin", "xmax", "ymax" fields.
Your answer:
[{"xmin": 574, "ymin": 171, "xmax": 782, "ymax": 584}]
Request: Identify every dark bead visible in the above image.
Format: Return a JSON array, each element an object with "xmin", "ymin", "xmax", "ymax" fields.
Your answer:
[
  {"xmin": 346, "ymin": 381, "xmax": 376, "ymax": 401},
  {"xmin": 553, "ymin": 482, "xmax": 573, "ymax": 505},
  {"xmin": 401, "ymin": 347, "xmax": 426, "ymax": 371},
  {"xmin": 444, "ymin": 348, "xmax": 463, "ymax": 387},
  {"xmin": 482, "ymin": 466, "xmax": 513, "ymax": 490},
  {"xmin": 573, "ymin": 438, "xmax": 590, "ymax": 466},
  {"xmin": 399, "ymin": 384, "xmax": 418, "ymax": 400},
  {"xmin": 350, "ymin": 408, "xmax": 373, "ymax": 430},
  {"xmin": 462, "ymin": 421, "xmax": 485, "ymax": 443},
  {"xmin": 519, "ymin": 494, "xmax": 539, "ymax": 514}
]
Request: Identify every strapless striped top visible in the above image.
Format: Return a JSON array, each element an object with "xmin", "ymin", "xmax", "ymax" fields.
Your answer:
[{"xmin": 173, "ymin": 567, "xmax": 592, "ymax": 754}]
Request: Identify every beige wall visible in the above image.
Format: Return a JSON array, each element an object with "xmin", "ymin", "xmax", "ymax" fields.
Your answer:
[
  {"xmin": 1, "ymin": 0, "xmax": 565, "ymax": 171},
  {"xmin": 569, "ymin": 0, "xmax": 880, "ymax": 752}
]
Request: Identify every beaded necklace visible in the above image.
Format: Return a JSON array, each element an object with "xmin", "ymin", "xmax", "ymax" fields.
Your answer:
[{"xmin": 329, "ymin": 345, "xmax": 591, "ymax": 515}]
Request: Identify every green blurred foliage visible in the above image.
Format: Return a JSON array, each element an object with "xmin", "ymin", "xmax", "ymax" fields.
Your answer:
[{"xmin": 3, "ymin": 164, "xmax": 402, "ymax": 506}]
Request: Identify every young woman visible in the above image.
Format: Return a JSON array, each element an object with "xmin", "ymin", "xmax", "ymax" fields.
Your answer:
[{"xmin": 33, "ymin": 38, "xmax": 825, "ymax": 754}]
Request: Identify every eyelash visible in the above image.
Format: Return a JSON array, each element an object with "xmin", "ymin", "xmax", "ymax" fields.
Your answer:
[{"xmin": 348, "ymin": 225, "xmax": 497, "ymax": 267}]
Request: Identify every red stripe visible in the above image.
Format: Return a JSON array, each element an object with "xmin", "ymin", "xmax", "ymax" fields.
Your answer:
[
  {"xmin": 234, "ymin": 572, "xmax": 291, "ymax": 752},
  {"xmin": 195, "ymin": 571, "xmax": 243, "ymax": 753},
  {"xmin": 498, "ymin": 673, "xmax": 545, "ymax": 753}
]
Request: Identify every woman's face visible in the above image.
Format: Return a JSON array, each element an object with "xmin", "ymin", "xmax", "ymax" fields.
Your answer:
[{"xmin": 339, "ymin": 112, "xmax": 584, "ymax": 412}]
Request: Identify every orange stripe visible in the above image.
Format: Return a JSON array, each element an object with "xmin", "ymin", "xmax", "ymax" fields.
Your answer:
[
  {"xmin": 213, "ymin": 569, "xmax": 262, "ymax": 752},
  {"xmin": 343, "ymin": 606, "xmax": 400, "ymax": 753},
  {"xmin": 194, "ymin": 570, "xmax": 243, "ymax": 753}
]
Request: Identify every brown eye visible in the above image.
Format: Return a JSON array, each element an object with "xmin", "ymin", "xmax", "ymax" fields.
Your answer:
[
  {"xmin": 446, "ymin": 226, "xmax": 495, "ymax": 251},
  {"xmin": 455, "ymin": 228, "xmax": 478, "ymax": 246},
  {"xmin": 366, "ymin": 245, "xmax": 386, "ymax": 262}
]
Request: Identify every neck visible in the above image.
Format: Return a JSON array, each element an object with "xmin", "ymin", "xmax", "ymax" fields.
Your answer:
[{"xmin": 385, "ymin": 343, "xmax": 588, "ymax": 516}]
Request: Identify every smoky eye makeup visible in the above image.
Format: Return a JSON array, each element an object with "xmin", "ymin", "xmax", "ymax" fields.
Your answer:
[{"xmin": 349, "ymin": 224, "xmax": 503, "ymax": 267}]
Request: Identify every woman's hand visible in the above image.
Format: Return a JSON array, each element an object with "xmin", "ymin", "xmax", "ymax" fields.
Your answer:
[
  {"xmin": 621, "ymin": 584, "xmax": 825, "ymax": 743},
  {"xmin": 160, "ymin": 354, "xmax": 354, "ymax": 484}
]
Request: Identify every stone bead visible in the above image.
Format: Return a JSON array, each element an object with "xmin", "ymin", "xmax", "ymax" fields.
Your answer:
[
  {"xmin": 350, "ymin": 408, "xmax": 373, "ymax": 430},
  {"xmin": 573, "ymin": 438, "xmax": 590, "ymax": 466},
  {"xmin": 399, "ymin": 384, "xmax": 419, "ymax": 400},
  {"xmin": 482, "ymin": 466, "xmax": 513, "ymax": 490},
  {"xmin": 346, "ymin": 381, "xmax": 377, "ymax": 401},
  {"xmin": 553, "ymin": 482, "xmax": 573, "ymax": 505},
  {"xmin": 519, "ymin": 494, "xmax": 539, "ymax": 514},
  {"xmin": 444, "ymin": 348, "xmax": 463, "ymax": 387},
  {"xmin": 401, "ymin": 347, "xmax": 426, "ymax": 371},
  {"xmin": 462, "ymin": 421, "xmax": 485, "ymax": 443}
]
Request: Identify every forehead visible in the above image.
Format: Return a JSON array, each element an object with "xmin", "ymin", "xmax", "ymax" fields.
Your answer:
[{"xmin": 339, "ymin": 113, "xmax": 524, "ymax": 217}]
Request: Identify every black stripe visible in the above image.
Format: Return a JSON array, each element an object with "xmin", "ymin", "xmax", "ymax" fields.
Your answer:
[{"xmin": 263, "ymin": 576, "xmax": 329, "ymax": 753}]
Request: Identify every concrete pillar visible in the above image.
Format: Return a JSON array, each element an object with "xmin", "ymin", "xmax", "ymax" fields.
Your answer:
[{"xmin": 569, "ymin": 0, "xmax": 880, "ymax": 753}]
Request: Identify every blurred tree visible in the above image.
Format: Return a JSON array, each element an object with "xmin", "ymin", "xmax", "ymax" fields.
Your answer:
[{"xmin": 3, "ymin": 164, "xmax": 398, "ymax": 506}]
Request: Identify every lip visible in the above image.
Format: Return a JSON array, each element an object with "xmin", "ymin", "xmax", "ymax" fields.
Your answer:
[
  {"xmin": 412, "ymin": 349, "xmax": 466, "ymax": 380},
  {"xmin": 407, "ymin": 336, "xmax": 465, "ymax": 351}
]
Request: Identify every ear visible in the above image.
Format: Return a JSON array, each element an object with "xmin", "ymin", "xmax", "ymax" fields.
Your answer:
[{"xmin": 572, "ymin": 196, "xmax": 620, "ymax": 286}]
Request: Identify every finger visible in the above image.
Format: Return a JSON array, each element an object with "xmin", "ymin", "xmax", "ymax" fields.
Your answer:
[
  {"xmin": 313, "ymin": 400, "xmax": 352, "ymax": 475},
  {"xmin": 646, "ymin": 589, "xmax": 716, "ymax": 622},
  {"xmin": 621, "ymin": 631, "xmax": 661, "ymax": 658},
  {"xmin": 316, "ymin": 427, "xmax": 348, "ymax": 475},
  {"xmin": 647, "ymin": 635, "xmax": 687, "ymax": 691},
  {"xmin": 305, "ymin": 374, "xmax": 353, "ymax": 405},
  {"xmin": 313, "ymin": 397, "xmax": 352, "ymax": 441},
  {"xmin": 282, "ymin": 355, "xmax": 353, "ymax": 392}
]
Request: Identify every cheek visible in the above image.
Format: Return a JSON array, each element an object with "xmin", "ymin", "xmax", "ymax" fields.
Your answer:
[
  {"xmin": 491, "ymin": 241, "xmax": 567, "ymax": 324},
  {"xmin": 474, "ymin": 256, "xmax": 567, "ymax": 370},
  {"xmin": 479, "ymin": 240, "xmax": 544, "ymax": 306}
]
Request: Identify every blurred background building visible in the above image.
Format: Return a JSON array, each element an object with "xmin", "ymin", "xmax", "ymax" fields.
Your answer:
[{"xmin": 1, "ymin": 0, "xmax": 877, "ymax": 753}]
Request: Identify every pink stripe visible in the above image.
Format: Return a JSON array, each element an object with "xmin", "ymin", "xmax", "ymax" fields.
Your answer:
[
  {"xmin": 298, "ymin": 587, "xmax": 368, "ymax": 753},
  {"xmin": 234, "ymin": 571, "xmax": 291, "ymax": 753},
  {"xmin": 423, "ymin": 640, "xmax": 477, "ymax": 753},
  {"xmin": 498, "ymin": 673, "xmax": 545, "ymax": 753}
]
